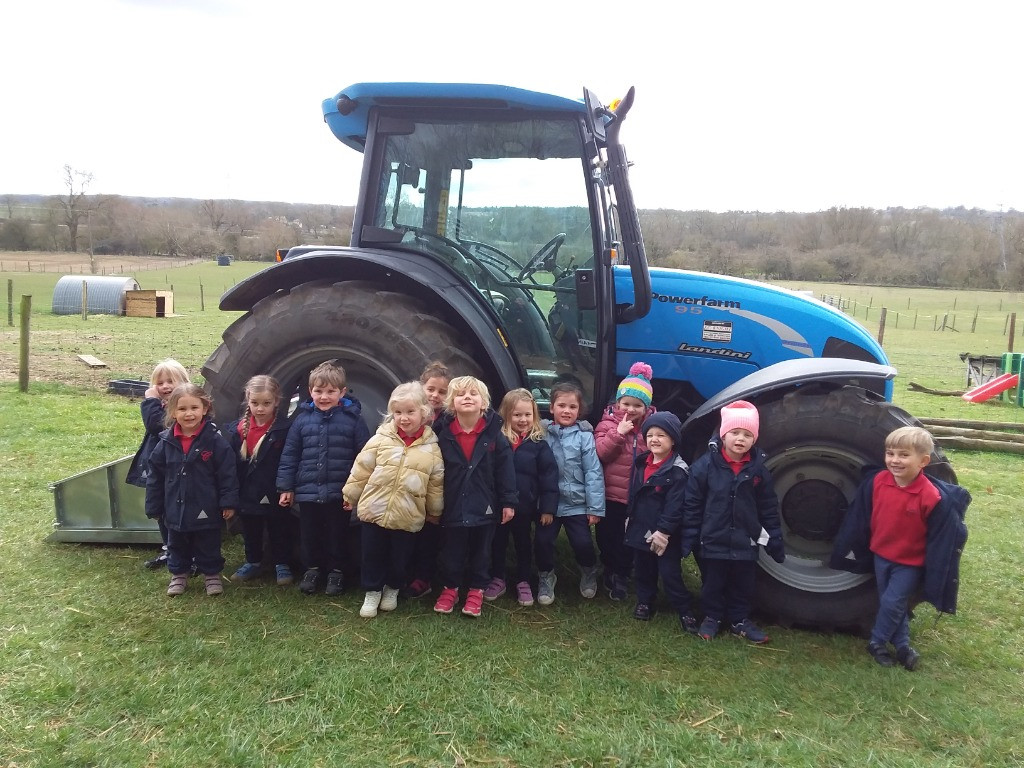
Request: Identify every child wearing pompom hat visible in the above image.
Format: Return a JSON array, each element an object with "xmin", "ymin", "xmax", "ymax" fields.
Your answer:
[
  {"xmin": 679, "ymin": 400, "xmax": 784, "ymax": 645},
  {"xmin": 594, "ymin": 362, "xmax": 657, "ymax": 601}
]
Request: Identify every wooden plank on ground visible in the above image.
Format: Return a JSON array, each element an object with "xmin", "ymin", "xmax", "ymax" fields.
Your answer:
[{"xmin": 77, "ymin": 354, "xmax": 107, "ymax": 368}]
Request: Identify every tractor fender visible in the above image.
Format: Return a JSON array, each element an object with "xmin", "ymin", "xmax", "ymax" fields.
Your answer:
[
  {"xmin": 219, "ymin": 247, "xmax": 524, "ymax": 391},
  {"xmin": 679, "ymin": 357, "xmax": 897, "ymax": 450}
]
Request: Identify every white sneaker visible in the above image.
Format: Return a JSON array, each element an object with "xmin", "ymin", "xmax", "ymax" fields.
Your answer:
[
  {"xmin": 379, "ymin": 586, "xmax": 399, "ymax": 612},
  {"xmin": 360, "ymin": 590, "xmax": 382, "ymax": 618}
]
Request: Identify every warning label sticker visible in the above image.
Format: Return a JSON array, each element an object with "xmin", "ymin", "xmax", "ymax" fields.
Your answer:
[{"xmin": 702, "ymin": 320, "xmax": 733, "ymax": 342}]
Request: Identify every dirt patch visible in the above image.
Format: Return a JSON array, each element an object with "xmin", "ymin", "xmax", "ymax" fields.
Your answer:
[{"xmin": 0, "ymin": 250, "xmax": 200, "ymax": 275}]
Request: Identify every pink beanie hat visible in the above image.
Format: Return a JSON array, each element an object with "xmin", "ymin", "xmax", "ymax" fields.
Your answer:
[
  {"xmin": 719, "ymin": 400, "xmax": 759, "ymax": 442},
  {"xmin": 615, "ymin": 362, "xmax": 654, "ymax": 407}
]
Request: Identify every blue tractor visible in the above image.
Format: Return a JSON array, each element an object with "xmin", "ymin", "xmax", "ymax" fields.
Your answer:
[{"xmin": 203, "ymin": 83, "xmax": 954, "ymax": 632}]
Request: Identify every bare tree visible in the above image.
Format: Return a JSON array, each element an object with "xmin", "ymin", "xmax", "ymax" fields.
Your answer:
[
  {"xmin": 57, "ymin": 165, "xmax": 95, "ymax": 254},
  {"xmin": 3, "ymin": 194, "xmax": 14, "ymax": 219}
]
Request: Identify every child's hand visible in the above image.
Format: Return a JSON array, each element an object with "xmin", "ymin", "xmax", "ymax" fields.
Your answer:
[
  {"xmin": 501, "ymin": 507, "xmax": 515, "ymax": 524},
  {"xmin": 426, "ymin": 514, "xmax": 441, "ymax": 525},
  {"xmin": 766, "ymin": 537, "xmax": 786, "ymax": 563},
  {"xmin": 279, "ymin": 492, "xmax": 293, "ymax": 507},
  {"xmin": 222, "ymin": 508, "xmax": 235, "ymax": 521},
  {"xmin": 616, "ymin": 413, "xmax": 635, "ymax": 436},
  {"xmin": 587, "ymin": 514, "xmax": 601, "ymax": 526},
  {"xmin": 342, "ymin": 500, "xmax": 353, "ymax": 511},
  {"xmin": 144, "ymin": 386, "xmax": 160, "ymax": 400},
  {"xmin": 540, "ymin": 513, "xmax": 554, "ymax": 526},
  {"xmin": 649, "ymin": 530, "xmax": 669, "ymax": 556}
]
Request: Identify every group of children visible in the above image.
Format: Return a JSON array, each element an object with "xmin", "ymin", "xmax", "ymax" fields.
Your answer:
[{"xmin": 131, "ymin": 356, "xmax": 969, "ymax": 668}]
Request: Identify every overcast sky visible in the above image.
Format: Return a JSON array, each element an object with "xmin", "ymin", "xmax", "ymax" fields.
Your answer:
[{"xmin": 3, "ymin": 0, "xmax": 1020, "ymax": 213}]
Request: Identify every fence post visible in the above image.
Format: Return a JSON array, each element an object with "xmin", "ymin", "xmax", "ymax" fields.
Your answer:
[
  {"xmin": 914, "ymin": 309, "xmax": 918, "ymax": 329},
  {"xmin": 19, "ymin": 295, "xmax": 31, "ymax": 392},
  {"xmin": 971, "ymin": 307, "xmax": 978, "ymax": 333},
  {"xmin": 81, "ymin": 280, "xmax": 88, "ymax": 321},
  {"xmin": 200, "ymin": 283, "xmax": 205, "ymax": 311},
  {"xmin": 877, "ymin": 307, "xmax": 887, "ymax": 345},
  {"xmin": 1010, "ymin": 313, "xmax": 1017, "ymax": 353},
  {"xmin": 7, "ymin": 279, "xmax": 12, "ymax": 327}
]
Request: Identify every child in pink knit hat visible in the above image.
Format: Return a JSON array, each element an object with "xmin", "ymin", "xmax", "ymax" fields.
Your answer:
[
  {"xmin": 594, "ymin": 362, "xmax": 657, "ymax": 601},
  {"xmin": 679, "ymin": 399, "xmax": 785, "ymax": 645}
]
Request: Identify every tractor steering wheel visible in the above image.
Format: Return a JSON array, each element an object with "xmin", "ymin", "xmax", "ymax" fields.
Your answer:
[{"xmin": 517, "ymin": 233, "xmax": 566, "ymax": 281}]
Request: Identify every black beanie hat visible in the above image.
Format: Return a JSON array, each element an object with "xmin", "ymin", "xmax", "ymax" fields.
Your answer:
[{"xmin": 641, "ymin": 411, "xmax": 682, "ymax": 448}]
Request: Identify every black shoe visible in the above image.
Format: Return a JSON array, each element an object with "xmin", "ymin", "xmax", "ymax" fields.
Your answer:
[
  {"xmin": 633, "ymin": 602, "xmax": 654, "ymax": 621},
  {"xmin": 680, "ymin": 614, "xmax": 699, "ymax": 635},
  {"xmin": 867, "ymin": 642, "xmax": 896, "ymax": 667},
  {"xmin": 895, "ymin": 645, "xmax": 920, "ymax": 671},
  {"xmin": 608, "ymin": 574, "xmax": 628, "ymax": 602},
  {"xmin": 143, "ymin": 551, "xmax": 168, "ymax": 570},
  {"xmin": 325, "ymin": 570, "xmax": 345, "ymax": 596},
  {"xmin": 299, "ymin": 568, "xmax": 320, "ymax": 595}
]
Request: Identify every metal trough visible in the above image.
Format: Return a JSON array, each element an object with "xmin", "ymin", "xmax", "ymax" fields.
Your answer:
[{"xmin": 48, "ymin": 456, "xmax": 161, "ymax": 544}]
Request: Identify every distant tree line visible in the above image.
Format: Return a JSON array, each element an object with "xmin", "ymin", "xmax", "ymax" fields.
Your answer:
[{"xmin": 2, "ymin": 179, "xmax": 1021, "ymax": 289}]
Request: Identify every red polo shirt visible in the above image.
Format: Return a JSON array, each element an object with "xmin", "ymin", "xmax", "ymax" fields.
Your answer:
[
  {"xmin": 869, "ymin": 470, "xmax": 940, "ymax": 566},
  {"xmin": 450, "ymin": 417, "xmax": 486, "ymax": 460}
]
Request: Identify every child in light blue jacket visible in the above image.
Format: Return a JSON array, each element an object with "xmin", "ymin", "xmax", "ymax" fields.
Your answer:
[{"xmin": 535, "ymin": 380, "xmax": 605, "ymax": 605}]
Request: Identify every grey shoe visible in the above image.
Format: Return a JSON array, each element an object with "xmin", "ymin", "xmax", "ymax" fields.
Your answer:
[
  {"xmin": 379, "ymin": 586, "xmax": 400, "ymax": 612},
  {"xmin": 579, "ymin": 565, "xmax": 598, "ymax": 598},
  {"xmin": 537, "ymin": 570, "xmax": 557, "ymax": 606}
]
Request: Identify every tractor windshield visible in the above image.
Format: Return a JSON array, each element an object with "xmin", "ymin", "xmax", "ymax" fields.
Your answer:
[{"xmin": 369, "ymin": 116, "xmax": 599, "ymax": 405}]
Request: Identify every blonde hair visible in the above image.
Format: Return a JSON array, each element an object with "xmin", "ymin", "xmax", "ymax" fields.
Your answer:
[
  {"xmin": 419, "ymin": 360, "xmax": 451, "ymax": 384},
  {"xmin": 885, "ymin": 426, "xmax": 934, "ymax": 456},
  {"xmin": 499, "ymin": 388, "xmax": 544, "ymax": 442},
  {"xmin": 309, "ymin": 360, "xmax": 346, "ymax": 390},
  {"xmin": 383, "ymin": 382, "xmax": 433, "ymax": 425},
  {"xmin": 150, "ymin": 358, "xmax": 189, "ymax": 387},
  {"xmin": 240, "ymin": 375, "xmax": 282, "ymax": 446},
  {"xmin": 445, "ymin": 376, "xmax": 491, "ymax": 412},
  {"xmin": 163, "ymin": 383, "xmax": 213, "ymax": 428}
]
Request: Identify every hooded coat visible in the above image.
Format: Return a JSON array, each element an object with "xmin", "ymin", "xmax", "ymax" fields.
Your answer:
[
  {"xmin": 594, "ymin": 404, "xmax": 656, "ymax": 505},
  {"xmin": 145, "ymin": 419, "xmax": 240, "ymax": 531},
  {"xmin": 223, "ymin": 415, "xmax": 291, "ymax": 515},
  {"xmin": 830, "ymin": 468, "xmax": 970, "ymax": 614},
  {"xmin": 680, "ymin": 443, "xmax": 781, "ymax": 561},
  {"xmin": 276, "ymin": 397, "xmax": 370, "ymax": 504},
  {"xmin": 344, "ymin": 421, "xmax": 444, "ymax": 532}
]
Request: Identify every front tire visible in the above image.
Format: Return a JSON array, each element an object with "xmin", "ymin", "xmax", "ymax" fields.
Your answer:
[
  {"xmin": 202, "ymin": 280, "xmax": 483, "ymax": 426},
  {"xmin": 753, "ymin": 385, "xmax": 955, "ymax": 634}
]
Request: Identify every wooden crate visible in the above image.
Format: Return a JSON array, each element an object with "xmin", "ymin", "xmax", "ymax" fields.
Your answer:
[{"xmin": 125, "ymin": 290, "xmax": 173, "ymax": 317}]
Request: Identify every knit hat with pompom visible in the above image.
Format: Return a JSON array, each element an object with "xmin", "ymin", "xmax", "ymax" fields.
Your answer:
[{"xmin": 615, "ymin": 362, "xmax": 654, "ymax": 407}]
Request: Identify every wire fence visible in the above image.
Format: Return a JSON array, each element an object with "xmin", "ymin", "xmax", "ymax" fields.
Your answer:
[{"xmin": 0, "ymin": 257, "xmax": 202, "ymax": 275}]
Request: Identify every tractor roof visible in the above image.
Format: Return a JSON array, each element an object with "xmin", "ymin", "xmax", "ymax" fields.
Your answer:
[{"xmin": 321, "ymin": 82, "xmax": 586, "ymax": 152}]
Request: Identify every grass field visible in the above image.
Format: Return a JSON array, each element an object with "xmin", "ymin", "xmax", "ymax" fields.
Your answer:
[{"xmin": 1, "ymin": 262, "xmax": 1023, "ymax": 766}]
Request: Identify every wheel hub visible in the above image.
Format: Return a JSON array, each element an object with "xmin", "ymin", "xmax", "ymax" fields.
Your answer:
[{"xmin": 780, "ymin": 479, "xmax": 847, "ymax": 542}]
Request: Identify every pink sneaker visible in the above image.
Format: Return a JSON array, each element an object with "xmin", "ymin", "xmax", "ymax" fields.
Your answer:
[
  {"xmin": 462, "ymin": 588, "xmax": 484, "ymax": 617},
  {"xmin": 483, "ymin": 577, "xmax": 506, "ymax": 601},
  {"xmin": 433, "ymin": 587, "xmax": 459, "ymax": 614},
  {"xmin": 515, "ymin": 580, "xmax": 534, "ymax": 607}
]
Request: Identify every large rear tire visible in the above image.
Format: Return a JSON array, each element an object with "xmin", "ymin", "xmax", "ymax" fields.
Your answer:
[
  {"xmin": 752, "ymin": 385, "xmax": 956, "ymax": 634},
  {"xmin": 202, "ymin": 280, "xmax": 483, "ymax": 426}
]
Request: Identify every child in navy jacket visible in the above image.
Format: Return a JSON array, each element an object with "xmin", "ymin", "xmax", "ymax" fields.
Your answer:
[
  {"xmin": 277, "ymin": 361, "xmax": 370, "ymax": 597},
  {"xmin": 830, "ymin": 426, "xmax": 970, "ymax": 671},
  {"xmin": 223, "ymin": 375, "xmax": 294, "ymax": 586},
  {"xmin": 484, "ymin": 388, "xmax": 559, "ymax": 607},
  {"xmin": 433, "ymin": 376, "xmax": 518, "ymax": 618},
  {"xmin": 145, "ymin": 384, "xmax": 239, "ymax": 597},
  {"xmin": 625, "ymin": 412, "xmax": 697, "ymax": 633},
  {"xmin": 680, "ymin": 401, "xmax": 784, "ymax": 644},
  {"xmin": 127, "ymin": 358, "xmax": 190, "ymax": 570}
]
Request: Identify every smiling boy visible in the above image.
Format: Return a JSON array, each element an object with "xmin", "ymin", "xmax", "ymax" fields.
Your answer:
[{"xmin": 831, "ymin": 426, "xmax": 971, "ymax": 671}]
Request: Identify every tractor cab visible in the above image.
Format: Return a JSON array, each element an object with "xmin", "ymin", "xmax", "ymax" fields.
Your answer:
[{"xmin": 322, "ymin": 82, "xmax": 649, "ymax": 412}]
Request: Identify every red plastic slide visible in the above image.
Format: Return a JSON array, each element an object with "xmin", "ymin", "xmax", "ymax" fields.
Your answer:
[{"xmin": 961, "ymin": 372, "xmax": 1020, "ymax": 403}]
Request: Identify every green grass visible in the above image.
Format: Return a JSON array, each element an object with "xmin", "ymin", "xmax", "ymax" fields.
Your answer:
[{"xmin": 0, "ymin": 271, "xmax": 1023, "ymax": 765}]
